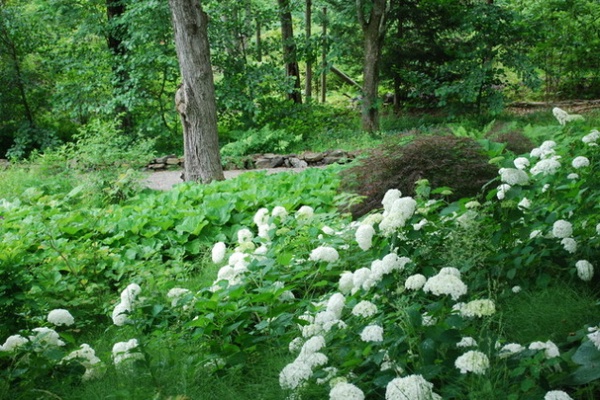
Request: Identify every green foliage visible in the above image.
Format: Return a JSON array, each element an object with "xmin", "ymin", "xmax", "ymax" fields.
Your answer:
[{"xmin": 220, "ymin": 126, "xmax": 303, "ymax": 159}]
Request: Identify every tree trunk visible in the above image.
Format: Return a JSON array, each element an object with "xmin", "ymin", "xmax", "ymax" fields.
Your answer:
[
  {"xmin": 357, "ymin": 0, "xmax": 388, "ymax": 133},
  {"xmin": 305, "ymin": 0, "xmax": 312, "ymax": 99},
  {"xmin": 106, "ymin": 0, "xmax": 133, "ymax": 133},
  {"xmin": 169, "ymin": 0, "xmax": 224, "ymax": 184},
  {"xmin": 277, "ymin": 0, "xmax": 302, "ymax": 103},
  {"xmin": 321, "ymin": 7, "xmax": 327, "ymax": 103}
]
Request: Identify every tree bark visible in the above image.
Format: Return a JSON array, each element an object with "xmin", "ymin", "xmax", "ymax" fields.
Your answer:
[
  {"xmin": 305, "ymin": 0, "xmax": 312, "ymax": 99},
  {"xmin": 106, "ymin": 0, "xmax": 133, "ymax": 133},
  {"xmin": 357, "ymin": 0, "xmax": 388, "ymax": 133},
  {"xmin": 169, "ymin": 0, "xmax": 224, "ymax": 184},
  {"xmin": 277, "ymin": 0, "xmax": 302, "ymax": 103}
]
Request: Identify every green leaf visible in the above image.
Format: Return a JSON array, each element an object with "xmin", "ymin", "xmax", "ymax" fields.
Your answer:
[{"xmin": 176, "ymin": 215, "xmax": 208, "ymax": 235}]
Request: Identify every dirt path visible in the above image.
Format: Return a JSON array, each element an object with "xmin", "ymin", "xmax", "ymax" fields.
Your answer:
[{"xmin": 142, "ymin": 167, "xmax": 313, "ymax": 191}]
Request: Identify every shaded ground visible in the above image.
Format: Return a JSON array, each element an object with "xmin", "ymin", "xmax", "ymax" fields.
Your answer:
[{"xmin": 142, "ymin": 167, "xmax": 313, "ymax": 190}]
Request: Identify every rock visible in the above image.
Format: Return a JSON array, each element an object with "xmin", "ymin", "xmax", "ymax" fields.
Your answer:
[
  {"xmin": 328, "ymin": 149, "xmax": 348, "ymax": 158},
  {"xmin": 289, "ymin": 157, "xmax": 308, "ymax": 168},
  {"xmin": 148, "ymin": 163, "xmax": 166, "ymax": 170},
  {"xmin": 254, "ymin": 158, "xmax": 272, "ymax": 169},
  {"xmin": 302, "ymin": 151, "xmax": 325, "ymax": 163},
  {"xmin": 323, "ymin": 156, "xmax": 344, "ymax": 165},
  {"xmin": 269, "ymin": 156, "xmax": 284, "ymax": 168},
  {"xmin": 166, "ymin": 157, "xmax": 180, "ymax": 165}
]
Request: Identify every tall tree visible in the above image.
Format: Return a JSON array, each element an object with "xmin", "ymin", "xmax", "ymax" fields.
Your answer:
[
  {"xmin": 169, "ymin": 0, "xmax": 224, "ymax": 184},
  {"xmin": 106, "ymin": 0, "xmax": 133, "ymax": 133},
  {"xmin": 277, "ymin": 0, "xmax": 302, "ymax": 103},
  {"xmin": 357, "ymin": 0, "xmax": 388, "ymax": 132}
]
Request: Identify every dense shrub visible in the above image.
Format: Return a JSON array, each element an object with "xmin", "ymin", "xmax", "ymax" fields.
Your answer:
[
  {"xmin": 340, "ymin": 134, "xmax": 499, "ymax": 218},
  {"xmin": 487, "ymin": 130, "xmax": 536, "ymax": 156}
]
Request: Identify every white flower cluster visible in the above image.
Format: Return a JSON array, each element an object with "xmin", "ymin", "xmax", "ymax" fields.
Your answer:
[
  {"xmin": 329, "ymin": 382, "xmax": 365, "ymax": 400},
  {"xmin": 351, "ymin": 300, "xmax": 378, "ymax": 318},
  {"xmin": 296, "ymin": 205, "xmax": 314, "ymax": 219},
  {"xmin": 355, "ymin": 224, "xmax": 376, "ymax": 251},
  {"xmin": 404, "ymin": 274, "xmax": 427, "ymax": 290},
  {"xmin": 310, "ymin": 246, "xmax": 340, "ymax": 263},
  {"xmin": 496, "ymin": 183, "xmax": 511, "ymax": 200},
  {"xmin": 211, "ymin": 241, "xmax": 226, "ymax": 263},
  {"xmin": 360, "ymin": 324, "xmax": 384, "ymax": 343},
  {"xmin": 280, "ymin": 335, "xmax": 329, "ymax": 390},
  {"xmin": 385, "ymin": 374, "xmax": 441, "ymax": 400},
  {"xmin": 299, "ymin": 293, "xmax": 347, "ymax": 338},
  {"xmin": 498, "ymin": 343, "xmax": 525, "ymax": 358},
  {"xmin": 455, "ymin": 350, "xmax": 489, "ymax": 374},
  {"xmin": 453, "ymin": 299, "xmax": 496, "ymax": 318},
  {"xmin": 422, "ymin": 267, "xmax": 467, "ymax": 301},
  {"xmin": 582, "ymin": 129, "xmax": 600, "ymax": 146},
  {"xmin": 587, "ymin": 326, "xmax": 600, "ymax": 350},
  {"xmin": 47, "ymin": 308, "xmax": 75, "ymax": 326},
  {"xmin": 552, "ymin": 219, "xmax": 573, "ymax": 238},
  {"xmin": 339, "ymin": 254, "xmax": 410, "ymax": 294},
  {"xmin": 62, "ymin": 343, "xmax": 104, "ymax": 381},
  {"xmin": 499, "ymin": 168, "xmax": 529, "ymax": 186},
  {"xmin": 575, "ymin": 260, "xmax": 594, "ymax": 281},
  {"xmin": 112, "ymin": 338, "xmax": 144, "ymax": 366},
  {"xmin": 457, "ymin": 337, "xmax": 478, "ymax": 348},
  {"xmin": 552, "ymin": 107, "xmax": 583, "ymax": 126},
  {"xmin": 529, "ymin": 340, "xmax": 560, "ymax": 359},
  {"xmin": 29, "ymin": 327, "xmax": 66, "ymax": 351},
  {"xmin": 572, "ymin": 156, "xmax": 590, "ymax": 169},
  {"xmin": 514, "ymin": 157, "xmax": 530, "ymax": 170},
  {"xmin": 167, "ymin": 287, "xmax": 192, "ymax": 307},
  {"xmin": 527, "ymin": 140, "xmax": 562, "ymax": 176},
  {"xmin": 379, "ymin": 189, "xmax": 417, "ymax": 237},
  {"xmin": 112, "ymin": 283, "xmax": 142, "ymax": 326},
  {"xmin": 544, "ymin": 390, "xmax": 574, "ymax": 400},
  {"xmin": 0, "ymin": 334, "xmax": 28, "ymax": 352}
]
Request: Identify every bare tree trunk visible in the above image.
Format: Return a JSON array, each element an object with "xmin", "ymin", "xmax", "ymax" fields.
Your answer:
[
  {"xmin": 357, "ymin": 0, "xmax": 388, "ymax": 133},
  {"xmin": 106, "ymin": 0, "xmax": 133, "ymax": 133},
  {"xmin": 305, "ymin": 0, "xmax": 312, "ymax": 99},
  {"xmin": 321, "ymin": 7, "xmax": 327, "ymax": 103},
  {"xmin": 169, "ymin": 0, "xmax": 224, "ymax": 184},
  {"xmin": 277, "ymin": 0, "xmax": 302, "ymax": 104}
]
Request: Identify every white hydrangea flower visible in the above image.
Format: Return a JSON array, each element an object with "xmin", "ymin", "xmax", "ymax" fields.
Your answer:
[
  {"xmin": 567, "ymin": 173, "xmax": 579, "ymax": 180},
  {"xmin": 405, "ymin": 274, "xmax": 427, "ymax": 290},
  {"xmin": 412, "ymin": 218, "xmax": 428, "ymax": 231},
  {"xmin": 553, "ymin": 107, "xmax": 583, "ymax": 126},
  {"xmin": 352, "ymin": 300, "xmax": 378, "ymax": 318},
  {"xmin": 514, "ymin": 157, "xmax": 530, "ymax": 170},
  {"xmin": 47, "ymin": 309, "xmax": 75, "ymax": 326},
  {"xmin": 379, "ymin": 196, "xmax": 417, "ymax": 236},
  {"xmin": 465, "ymin": 200, "xmax": 481, "ymax": 209},
  {"xmin": 360, "ymin": 324, "xmax": 384, "ymax": 343},
  {"xmin": 279, "ymin": 360, "xmax": 312, "ymax": 390},
  {"xmin": 575, "ymin": 260, "xmax": 594, "ymax": 281},
  {"xmin": 339, "ymin": 271, "xmax": 354, "ymax": 294},
  {"xmin": 531, "ymin": 157, "xmax": 561, "ymax": 176},
  {"xmin": 112, "ymin": 338, "xmax": 144, "ymax": 366},
  {"xmin": 272, "ymin": 206, "xmax": 288, "ymax": 219},
  {"xmin": 544, "ymin": 390, "xmax": 573, "ymax": 400},
  {"xmin": 381, "ymin": 254, "xmax": 410, "ymax": 273},
  {"xmin": 499, "ymin": 168, "xmax": 529, "ymax": 186},
  {"xmin": 512, "ymin": 286, "xmax": 522, "ymax": 293},
  {"xmin": 529, "ymin": 340, "xmax": 560, "ymax": 359},
  {"xmin": 62, "ymin": 343, "xmax": 104, "ymax": 381},
  {"xmin": 381, "ymin": 189, "xmax": 402, "ymax": 210},
  {"xmin": 112, "ymin": 302, "xmax": 132, "ymax": 326},
  {"xmin": 561, "ymin": 237, "xmax": 577, "ymax": 253},
  {"xmin": 457, "ymin": 337, "xmax": 478, "ymax": 348},
  {"xmin": 498, "ymin": 343, "xmax": 525, "ymax": 358},
  {"xmin": 455, "ymin": 350, "xmax": 489, "ymax": 374},
  {"xmin": 456, "ymin": 299, "xmax": 496, "ymax": 318},
  {"xmin": 211, "ymin": 242, "xmax": 226, "ymax": 264},
  {"xmin": 288, "ymin": 337, "xmax": 303, "ymax": 353},
  {"xmin": 29, "ymin": 327, "xmax": 65, "ymax": 350},
  {"xmin": 326, "ymin": 293, "xmax": 346, "ymax": 319},
  {"xmin": 552, "ymin": 220, "xmax": 573, "ymax": 238},
  {"xmin": 587, "ymin": 327, "xmax": 600, "ymax": 350},
  {"xmin": 439, "ymin": 267, "xmax": 461, "ymax": 278},
  {"xmin": 237, "ymin": 228, "xmax": 253, "ymax": 244},
  {"xmin": 582, "ymin": 129, "xmax": 600, "ymax": 145},
  {"xmin": 0, "ymin": 335, "xmax": 28, "ymax": 352},
  {"xmin": 329, "ymin": 382, "xmax": 365, "ymax": 400},
  {"xmin": 309, "ymin": 246, "xmax": 339, "ymax": 263},
  {"xmin": 167, "ymin": 288, "xmax": 191, "ymax": 307},
  {"xmin": 295, "ymin": 205, "xmax": 314, "ymax": 219},
  {"xmin": 496, "ymin": 183, "xmax": 511, "ymax": 200},
  {"xmin": 529, "ymin": 229, "xmax": 542, "ymax": 239},
  {"xmin": 518, "ymin": 197, "xmax": 531, "ymax": 210},
  {"xmin": 423, "ymin": 273, "xmax": 468, "ymax": 301},
  {"xmin": 355, "ymin": 224, "xmax": 375, "ymax": 251},
  {"xmin": 352, "ymin": 267, "xmax": 372, "ymax": 294},
  {"xmin": 120, "ymin": 283, "xmax": 141, "ymax": 307},
  {"xmin": 253, "ymin": 207, "xmax": 269, "ymax": 226},
  {"xmin": 385, "ymin": 374, "xmax": 441, "ymax": 400},
  {"xmin": 572, "ymin": 156, "xmax": 590, "ymax": 169},
  {"xmin": 597, "ymin": 223, "xmax": 600, "ymax": 236}
]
